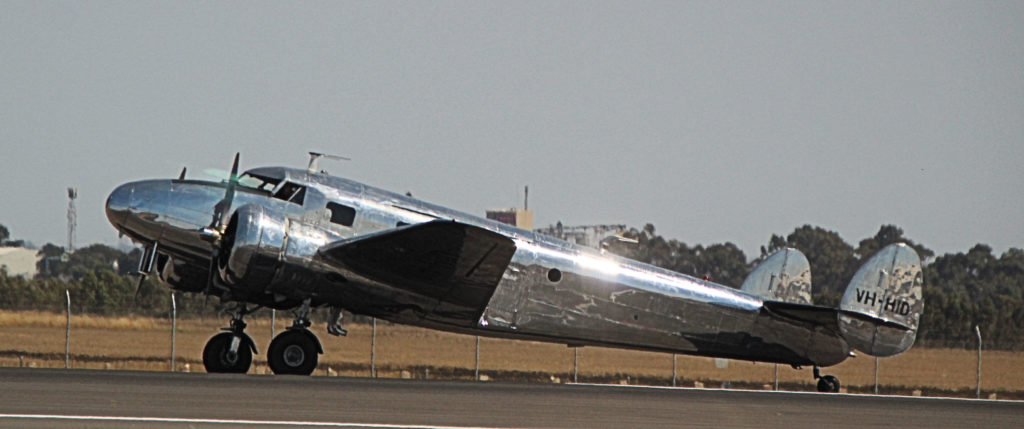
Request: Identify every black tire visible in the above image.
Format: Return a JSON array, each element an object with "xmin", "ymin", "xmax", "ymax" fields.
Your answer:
[
  {"xmin": 817, "ymin": 375, "xmax": 840, "ymax": 393},
  {"xmin": 268, "ymin": 329, "xmax": 319, "ymax": 375},
  {"xmin": 202, "ymin": 332, "xmax": 253, "ymax": 374}
]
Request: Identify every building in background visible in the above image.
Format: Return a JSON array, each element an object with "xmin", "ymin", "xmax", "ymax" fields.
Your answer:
[
  {"xmin": 485, "ymin": 208, "xmax": 534, "ymax": 230},
  {"xmin": 485, "ymin": 185, "xmax": 634, "ymax": 251},
  {"xmin": 535, "ymin": 222, "xmax": 630, "ymax": 249},
  {"xmin": 486, "ymin": 185, "xmax": 534, "ymax": 230},
  {"xmin": 0, "ymin": 247, "xmax": 40, "ymax": 278}
]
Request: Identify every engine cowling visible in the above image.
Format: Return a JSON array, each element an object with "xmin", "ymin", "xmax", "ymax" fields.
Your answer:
[{"xmin": 218, "ymin": 204, "xmax": 331, "ymax": 299}]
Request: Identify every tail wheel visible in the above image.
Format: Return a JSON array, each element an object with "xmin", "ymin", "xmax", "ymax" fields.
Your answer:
[
  {"xmin": 816, "ymin": 375, "xmax": 841, "ymax": 393},
  {"xmin": 203, "ymin": 332, "xmax": 252, "ymax": 374},
  {"xmin": 268, "ymin": 329, "xmax": 319, "ymax": 375}
]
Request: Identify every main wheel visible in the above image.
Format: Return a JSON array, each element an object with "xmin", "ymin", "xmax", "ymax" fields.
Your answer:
[
  {"xmin": 202, "ymin": 332, "xmax": 253, "ymax": 374},
  {"xmin": 268, "ymin": 329, "xmax": 319, "ymax": 375},
  {"xmin": 816, "ymin": 375, "xmax": 840, "ymax": 393}
]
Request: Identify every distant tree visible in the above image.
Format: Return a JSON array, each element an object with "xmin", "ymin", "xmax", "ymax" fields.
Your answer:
[
  {"xmin": 35, "ymin": 243, "xmax": 66, "ymax": 277},
  {"xmin": 782, "ymin": 225, "xmax": 856, "ymax": 299},
  {"xmin": 695, "ymin": 242, "xmax": 749, "ymax": 288},
  {"xmin": 855, "ymin": 225, "xmax": 934, "ymax": 263},
  {"xmin": 0, "ymin": 224, "xmax": 9, "ymax": 245},
  {"xmin": 758, "ymin": 234, "xmax": 788, "ymax": 259}
]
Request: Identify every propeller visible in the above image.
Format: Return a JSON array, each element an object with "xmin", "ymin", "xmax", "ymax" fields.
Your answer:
[
  {"xmin": 201, "ymin": 153, "xmax": 241, "ymax": 298},
  {"xmin": 200, "ymin": 153, "xmax": 240, "ymax": 242}
]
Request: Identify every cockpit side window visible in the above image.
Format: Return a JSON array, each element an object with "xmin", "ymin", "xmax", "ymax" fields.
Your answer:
[
  {"xmin": 274, "ymin": 182, "xmax": 306, "ymax": 205},
  {"xmin": 327, "ymin": 202, "xmax": 356, "ymax": 227}
]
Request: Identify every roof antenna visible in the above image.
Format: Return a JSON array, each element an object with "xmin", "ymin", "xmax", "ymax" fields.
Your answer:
[{"xmin": 307, "ymin": 152, "xmax": 351, "ymax": 174}]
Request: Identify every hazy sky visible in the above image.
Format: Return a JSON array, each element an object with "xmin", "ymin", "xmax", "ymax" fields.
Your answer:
[{"xmin": 2, "ymin": 1, "xmax": 1022, "ymax": 260}]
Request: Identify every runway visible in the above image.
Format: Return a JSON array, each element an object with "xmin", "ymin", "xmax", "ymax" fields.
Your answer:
[{"xmin": 0, "ymin": 368, "xmax": 1020, "ymax": 428}]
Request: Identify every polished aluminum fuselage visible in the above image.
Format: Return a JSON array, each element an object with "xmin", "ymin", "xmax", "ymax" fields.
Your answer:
[{"xmin": 106, "ymin": 167, "xmax": 849, "ymax": 366}]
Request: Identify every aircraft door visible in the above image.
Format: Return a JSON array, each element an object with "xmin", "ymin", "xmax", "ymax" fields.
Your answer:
[{"xmin": 299, "ymin": 187, "xmax": 327, "ymax": 226}]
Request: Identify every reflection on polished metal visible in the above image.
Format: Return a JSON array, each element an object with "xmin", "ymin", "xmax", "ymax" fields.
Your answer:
[
  {"xmin": 839, "ymin": 243, "xmax": 923, "ymax": 357},
  {"xmin": 105, "ymin": 158, "xmax": 925, "ymax": 383}
]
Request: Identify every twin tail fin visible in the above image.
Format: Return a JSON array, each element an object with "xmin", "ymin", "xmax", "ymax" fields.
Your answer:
[
  {"xmin": 747, "ymin": 243, "xmax": 924, "ymax": 358},
  {"xmin": 838, "ymin": 243, "xmax": 924, "ymax": 357}
]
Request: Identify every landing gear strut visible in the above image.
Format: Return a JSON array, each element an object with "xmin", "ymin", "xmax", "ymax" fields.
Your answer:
[
  {"xmin": 268, "ymin": 299, "xmax": 323, "ymax": 375},
  {"xmin": 202, "ymin": 304, "xmax": 258, "ymax": 373},
  {"xmin": 813, "ymin": 366, "xmax": 841, "ymax": 393}
]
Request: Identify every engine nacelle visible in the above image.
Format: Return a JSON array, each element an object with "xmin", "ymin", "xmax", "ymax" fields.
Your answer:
[{"xmin": 218, "ymin": 204, "xmax": 332, "ymax": 300}]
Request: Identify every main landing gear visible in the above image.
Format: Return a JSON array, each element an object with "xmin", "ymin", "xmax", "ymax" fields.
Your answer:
[
  {"xmin": 201, "ymin": 300, "xmax": 335, "ymax": 376},
  {"xmin": 267, "ymin": 300, "xmax": 324, "ymax": 376},
  {"xmin": 813, "ymin": 366, "xmax": 841, "ymax": 393},
  {"xmin": 202, "ymin": 305, "xmax": 258, "ymax": 373}
]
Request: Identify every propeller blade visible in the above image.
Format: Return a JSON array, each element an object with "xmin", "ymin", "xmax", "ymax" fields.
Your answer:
[
  {"xmin": 204, "ymin": 153, "xmax": 240, "ymax": 298},
  {"xmin": 204, "ymin": 249, "xmax": 219, "ymax": 296},
  {"xmin": 131, "ymin": 274, "xmax": 146, "ymax": 311},
  {"xmin": 134, "ymin": 275, "xmax": 146, "ymax": 299},
  {"xmin": 208, "ymin": 153, "xmax": 241, "ymax": 231}
]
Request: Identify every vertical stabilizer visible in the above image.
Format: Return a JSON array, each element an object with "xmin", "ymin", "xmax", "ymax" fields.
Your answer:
[
  {"xmin": 741, "ymin": 248, "xmax": 812, "ymax": 305},
  {"xmin": 838, "ymin": 243, "xmax": 923, "ymax": 357}
]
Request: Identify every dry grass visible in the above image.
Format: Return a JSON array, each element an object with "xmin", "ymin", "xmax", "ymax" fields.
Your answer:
[{"xmin": 1, "ymin": 310, "xmax": 1020, "ymax": 397}]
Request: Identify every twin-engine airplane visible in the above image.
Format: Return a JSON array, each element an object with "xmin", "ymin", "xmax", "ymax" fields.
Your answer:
[{"xmin": 105, "ymin": 153, "xmax": 923, "ymax": 392}]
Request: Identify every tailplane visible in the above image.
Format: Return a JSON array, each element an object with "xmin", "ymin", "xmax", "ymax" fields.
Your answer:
[{"xmin": 838, "ymin": 243, "xmax": 924, "ymax": 357}]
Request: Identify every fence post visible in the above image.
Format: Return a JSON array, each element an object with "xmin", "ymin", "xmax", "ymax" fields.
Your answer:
[
  {"xmin": 474, "ymin": 336, "xmax": 480, "ymax": 381},
  {"xmin": 370, "ymin": 317, "xmax": 377, "ymax": 378},
  {"xmin": 170, "ymin": 292, "xmax": 176, "ymax": 371},
  {"xmin": 64, "ymin": 290, "xmax": 70, "ymax": 369},
  {"xmin": 573, "ymin": 347, "xmax": 578, "ymax": 383},
  {"xmin": 874, "ymin": 357, "xmax": 879, "ymax": 394},
  {"xmin": 975, "ymin": 325, "xmax": 982, "ymax": 399},
  {"xmin": 270, "ymin": 309, "xmax": 276, "ymax": 340},
  {"xmin": 672, "ymin": 354, "xmax": 677, "ymax": 387}
]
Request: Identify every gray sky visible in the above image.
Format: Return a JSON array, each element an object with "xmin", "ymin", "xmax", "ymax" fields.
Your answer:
[{"xmin": 2, "ymin": 1, "xmax": 1022, "ymax": 259}]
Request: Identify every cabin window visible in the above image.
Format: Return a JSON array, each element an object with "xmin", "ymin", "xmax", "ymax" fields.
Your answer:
[
  {"xmin": 548, "ymin": 268, "xmax": 562, "ymax": 282},
  {"xmin": 327, "ymin": 202, "xmax": 356, "ymax": 227},
  {"xmin": 274, "ymin": 182, "xmax": 306, "ymax": 205}
]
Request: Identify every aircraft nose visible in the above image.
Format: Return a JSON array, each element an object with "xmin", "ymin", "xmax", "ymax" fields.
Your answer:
[{"xmin": 105, "ymin": 183, "xmax": 134, "ymax": 227}]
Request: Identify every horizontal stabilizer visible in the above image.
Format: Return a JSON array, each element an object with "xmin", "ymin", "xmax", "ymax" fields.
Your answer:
[
  {"xmin": 742, "ymin": 248, "xmax": 812, "ymax": 305},
  {"xmin": 763, "ymin": 301, "xmax": 837, "ymax": 327},
  {"xmin": 838, "ymin": 243, "xmax": 924, "ymax": 357},
  {"xmin": 319, "ymin": 220, "xmax": 517, "ymax": 316}
]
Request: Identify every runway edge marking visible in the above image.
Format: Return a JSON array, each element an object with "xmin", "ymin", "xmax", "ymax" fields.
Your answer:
[
  {"xmin": 573, "ymin": 382, "xmax": 1022, "ymax": 403},
  {"xmin": 0, "ymin": 414, "xmax": 516, "ymax": 429}
]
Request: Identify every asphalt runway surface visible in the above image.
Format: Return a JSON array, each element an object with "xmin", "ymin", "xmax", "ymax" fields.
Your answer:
[{"xmin": 0, "ymin": 368, "xmax": 1020, "ymax": 428}]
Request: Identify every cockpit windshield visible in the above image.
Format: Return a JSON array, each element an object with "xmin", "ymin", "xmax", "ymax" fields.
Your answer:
[{"xmin": 238, "ymin": 172, "xmax": 281, "ymax": 191}]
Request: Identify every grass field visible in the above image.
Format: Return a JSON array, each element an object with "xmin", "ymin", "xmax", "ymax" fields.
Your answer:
[{"xmin": 0, "ymin": 310, "xmax": 1019, "ymax": 399}]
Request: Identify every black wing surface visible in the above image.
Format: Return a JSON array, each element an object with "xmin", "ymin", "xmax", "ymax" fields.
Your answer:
[{"xmin": 319, "ymin": 220, "xmax": 517, "ymax": 319}]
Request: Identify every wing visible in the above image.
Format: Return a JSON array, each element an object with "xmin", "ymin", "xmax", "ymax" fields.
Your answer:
[{"xmin": 318, "ymin": 220, "xmax": 517, "ymax": 323}]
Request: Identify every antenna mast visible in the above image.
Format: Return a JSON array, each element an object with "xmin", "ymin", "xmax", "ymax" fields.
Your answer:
[
  {"xmin": 307, "ymin": 152, "xmax": 351, "ymax": 173},
  {"xmin": 66, "ymin": 187, "xmax": 77, "ymax": 253}
]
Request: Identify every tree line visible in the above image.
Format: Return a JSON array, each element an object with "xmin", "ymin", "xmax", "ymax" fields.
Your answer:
[
  {"xmin": 1, "ymin": 223, "xmax": 1021, "ymax": 349},
  {"xmin": 604, "ymin": 224, "xmax": 1022, "ymax": 350}
]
